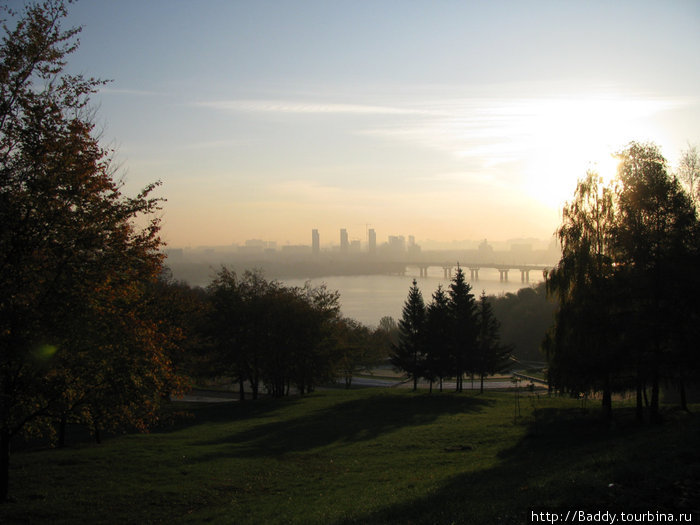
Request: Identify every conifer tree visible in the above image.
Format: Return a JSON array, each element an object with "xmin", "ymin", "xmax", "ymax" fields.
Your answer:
[
  {"xmin": 391, "ymin": 279, "xmax": 426, "ymax": 391},
  {"xmin": 475, "ymin": 292, "xmax": 511, "ymax": 393},
  {"xmin": 425, "ymin": 285, "xmax": 452, "ymax": 392},
  {"xmin": 448, "ymin": 267, "xmax": 478, "ymax": 392}
]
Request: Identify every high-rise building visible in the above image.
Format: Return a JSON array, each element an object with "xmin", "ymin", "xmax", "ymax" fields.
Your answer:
[
  {"xmin": 312, "ymin": 229, "xmax": 320, "ymax": 255},
  {"xmin": 368, "ymin": 228, "xmax": 376, "ymax": 254},
  {"xmin": 388, "ymin": 235, "xmax": 406, "ymax": 253},
  {"xmin": 340, "ymin": 228, "xmax": 349, "ymax": 253}
]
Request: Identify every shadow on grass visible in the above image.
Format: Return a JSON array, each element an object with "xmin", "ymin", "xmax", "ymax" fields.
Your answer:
[
  {"xmin": 194, "ymin": 392, "xmax": 493, "ymax": 457},
  {"xmin": 156, "ymin": 394, "xmax": 302, "ymax": 433},
  {"xmin": 332, "ymin": 405, "xmax": 700, "ymax": 525}
]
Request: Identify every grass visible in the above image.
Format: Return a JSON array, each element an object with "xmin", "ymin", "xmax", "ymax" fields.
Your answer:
[{"xmin": 1, "ymin": 388, "xmax": 699, "ymax": 524}]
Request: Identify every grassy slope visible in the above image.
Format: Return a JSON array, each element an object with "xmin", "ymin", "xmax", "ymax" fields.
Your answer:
[{"xmin": 1, "ymin": 389, "xmax": 698, "ymax": 524}]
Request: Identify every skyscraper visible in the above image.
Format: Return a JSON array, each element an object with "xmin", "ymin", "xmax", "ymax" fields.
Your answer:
[
  {"xmin": 340, "ymin": 228, "xmax": 349, "ymax": 253},
  {"xmin": 312, "ymin": 229, "xmax": 320, "ymax": 255},
  {"xmin": 368, "ymin": 228, "xmax": 376, "ymax": 254}
]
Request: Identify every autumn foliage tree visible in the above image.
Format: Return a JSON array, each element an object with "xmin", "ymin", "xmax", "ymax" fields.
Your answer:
[{"xmin": 0, "ymin": 1, "xmax": 184, "ymax": 499}]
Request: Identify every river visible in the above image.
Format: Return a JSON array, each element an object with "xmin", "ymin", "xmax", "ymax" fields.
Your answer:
[{"xmin": 284, "ymin": 267, "xmax": 545, "ymax": 327}]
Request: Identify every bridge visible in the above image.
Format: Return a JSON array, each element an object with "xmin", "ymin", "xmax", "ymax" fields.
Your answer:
[{"xmin": 401, "ymin": 262, "xmax": 550, "ymax": 283}]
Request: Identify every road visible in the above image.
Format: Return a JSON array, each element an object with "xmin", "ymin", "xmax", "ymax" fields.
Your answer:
[{"xmin": 174, "ymin": 374, "xmax": 545, "ymax": 403}]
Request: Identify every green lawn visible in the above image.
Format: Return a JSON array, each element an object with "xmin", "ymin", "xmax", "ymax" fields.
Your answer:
[{"xmin": 2, "ymin": 389, "xmax": 698, "ymax": 524}]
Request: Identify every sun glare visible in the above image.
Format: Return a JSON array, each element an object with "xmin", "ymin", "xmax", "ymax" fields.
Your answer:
[{"xmin": 516, "ymin": 94, "xmax": 661, "ymax": 209}]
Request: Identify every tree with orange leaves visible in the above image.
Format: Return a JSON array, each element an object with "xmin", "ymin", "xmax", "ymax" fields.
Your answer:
[{"xmin": 0, "ymin": 1, "xmax": 184, "ymax": 500}]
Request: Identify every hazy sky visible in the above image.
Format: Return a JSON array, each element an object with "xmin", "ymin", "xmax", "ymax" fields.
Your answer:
[{"xmin": 64, "ymin": 1, "xmax": 700, "ymax": 248}]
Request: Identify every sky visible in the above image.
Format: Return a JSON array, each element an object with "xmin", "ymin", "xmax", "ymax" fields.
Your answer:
[{"xmin": 61, "ymin": 0, "xmax": 700, "ymax": 248}]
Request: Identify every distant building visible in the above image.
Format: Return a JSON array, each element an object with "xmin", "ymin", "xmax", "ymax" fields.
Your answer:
[
  {"xmin": 387, "ymin": 235, "xmax": 406, "ymax": 254},
  {"xmin": 312, "ymin": 229, "xmax": 320, "ymax": 255},
  {"xmin": 281, "ymin": 245, "xmax": 311, "ymax": 254},
  {"xmin": 350, "ymin": 239, "xmax": 361, "ymax": 253},
  {"xmin": 340, "ymin": 228, "xmax": 349, "ymax": 254},
  {"xmin": 407, "ymin": 235, "xmax": 421, "ymax": 257},
  {"xmin": 239, "ymin": 239, "xmax": 276, "ymax": 254},
  {"xmin": 478, "ymin": 239, "xmax": 494, "ymax": 261},
  {"xmin": 368, "ymin": 228, "xmax": 377, "ymax": 254}
]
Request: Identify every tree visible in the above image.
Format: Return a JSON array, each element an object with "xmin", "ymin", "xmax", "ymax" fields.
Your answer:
[
  {"xmin": 447, "ymin": 267, "xmax": 478, "ymax": 392},
  {"xmin": 207, "ymin": 268, "xmax": 261, "ymax": 400},
  {"xmin": 546, "ymin": 142, "xmax": 700, "ymax": 422},
  {"xmin": 206, "ymin": 269, "xmax": 341, "ymax": 398},
  {"xmin": 475, "ymin": 292, "xmax": 511, "ymax": 394},
  {"xmin": 424, "ymin": 285, "xmax": 452, "ymax": 392},
  {"xmin": 333, "ymin": 317, "xmax": 374, "ymax": 389},
  {"xmin": 0, "ymin": 1, "xmax": 180, "ymax": 499},
  {"xmin": 614, "ymin": 142, "xmax": 700, "ymax": 421},
  {"xmin": 677, "ymin": 143, "xmax": 700, "ymax": 204},
  {"xmin": 490, "ymin": 284, "xmax": 557, "ymax": 363},
  {"xmin": 391, "ymin": 279, "xmax": 426, "ymax": 391},
  {"xmin": 377, "ymin": 316, "xmax": 399, "ymax": 348},
  {"xmin": 546, "ymin": 170, "xmax": 620, "ymax": 419}
]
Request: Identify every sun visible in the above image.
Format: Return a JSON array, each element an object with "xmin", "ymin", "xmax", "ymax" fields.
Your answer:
[{"xmin": 519, "ymin": 94, "xmax": 654, "ymax": 209}]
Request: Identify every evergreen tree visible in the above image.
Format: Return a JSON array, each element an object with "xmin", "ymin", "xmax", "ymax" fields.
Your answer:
[
  {"xmin": 475, "ymin": 292, "xmax": 511, "ymax": 393},
  {"xmin": 425, "ymin": 285, "xmax": 452, "ymax": 392},
  {"xmin": 448, "ymin": 267, "xmax": 478, "ymax": 392},
  {"xmin": 391, "ymin": 279, "xmax": 426, "ymax": 391}
]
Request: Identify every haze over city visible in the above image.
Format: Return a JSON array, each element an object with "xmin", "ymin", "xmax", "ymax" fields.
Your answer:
[{"xmin": 64, "ymin": 1, "xmax": 700, "ymax": 248}]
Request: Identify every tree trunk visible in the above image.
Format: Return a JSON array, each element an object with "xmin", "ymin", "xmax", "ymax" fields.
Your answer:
[
  {"xmin": 239, "ymin": 378, "xmax": 246, "ymax": 402},
  {"xmin": 0, "ymin": 428, "xmax": 10, "ymax": 502},
  {"xmin": 600, "ymin": 374, "xmax": 612, "ymax": 421},
  {"xmin": 412, "ymin": 375, "xmax": 417, "ymax": 391},
  {"xmin": 643, "ymin": 385, "xmax": 649, "ymax": 408},
  {"xmin": 479, "ymin": 374, "xmax": 484, "ymax": 394},
  {"xmin": 636, "ymin": 382, "xmax": 644, "ymax": 422},
  {"xmin": 94, "ymin": 421, "xmax": 102, "ymax": 445},
  {"xmin": 601, "ymin": 387, "xmax": 612, "ymax": 421},
  {"xmin": 58, "ymin": 415, "xmax": 67, "ymax": 448},
  {"xmin": 649, "ymin": 372, "xmax": 661, "ymax": 424},
  {"xmin": 679, "ymin": 380, "xmax": 688, "ymax": 412}
]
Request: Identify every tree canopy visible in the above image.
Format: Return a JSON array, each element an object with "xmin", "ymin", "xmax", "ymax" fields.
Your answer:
[
  {"xmin": 391, "ymin": 271, "xmax": 508, "ymax": 392},
  {"xmin": 0, "ymin": 0, "xmax": 185, "ymax": 499},
  {"xmin": 546, "ymin": 142, "xmax": 700, "ymax": 422}
]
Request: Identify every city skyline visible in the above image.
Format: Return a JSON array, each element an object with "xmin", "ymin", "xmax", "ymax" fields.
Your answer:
[
  {"xmin": 170, "ymin": 227, "xmax": 554, "ymax": 252},
  {"xmin": 64, "ymin": 1, "xmax": 700, "ymax": 247}
]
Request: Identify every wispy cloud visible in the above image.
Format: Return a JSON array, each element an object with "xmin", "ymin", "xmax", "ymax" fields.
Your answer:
[
  {"xmin": 184, "ymin": 138, "xmax": 245, "ymax": 150},
  {"xmin": 363, "ymin": 94, "xmax": 688, "ymax": 156},
  {"xmin": 100, "ymin": 87, "xmax": 169, "ymax": 97},
  {"xmin": 195, "ymin": 99, "xmax": 434, "ymax": 116}
]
